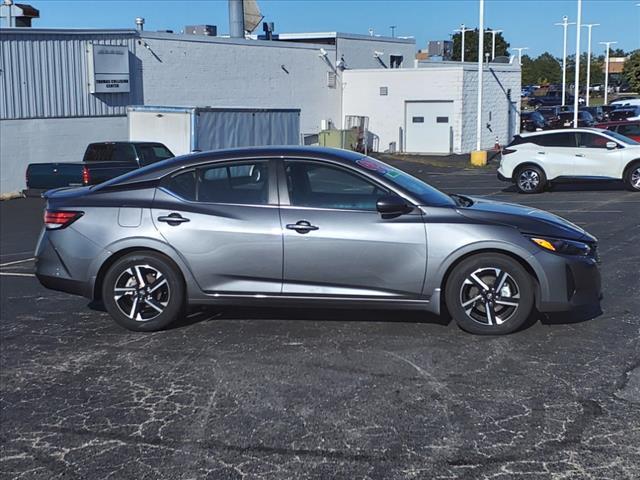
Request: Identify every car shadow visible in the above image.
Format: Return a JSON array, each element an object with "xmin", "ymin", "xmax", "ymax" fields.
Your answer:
[
  {"xmin": 167, "ymin": 306, "xmax": 452, "ymax": 330},
  {"xmin": 502, "ymin": 180, "xmax": 628, "ymax": 194},
  {"xmin": 536, "ymin": 303, "xmax": 603, "ymax": 326}
]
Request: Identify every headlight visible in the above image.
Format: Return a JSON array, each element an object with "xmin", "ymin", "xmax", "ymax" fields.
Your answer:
[{"xmin": 529, "ymin": 236, "xmax": 594, "ymax": 257}]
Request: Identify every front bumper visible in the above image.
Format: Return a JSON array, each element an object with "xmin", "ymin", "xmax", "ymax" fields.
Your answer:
[{"xmin": 536, "ymin": 254, "xmax": 602, "ymax": 312}]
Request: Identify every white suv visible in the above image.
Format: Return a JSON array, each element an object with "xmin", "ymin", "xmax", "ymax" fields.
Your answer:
[{"xmin": 498, "ymin": 128, "xmax": 640, "ymax": 193}]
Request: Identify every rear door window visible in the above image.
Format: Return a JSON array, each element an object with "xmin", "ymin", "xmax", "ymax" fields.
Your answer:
[
  {"xmin": 618, "ymin": 124, "xmax": 640, "ymax": 137},
  {"xmin": 534, "ymin": 132, "xmax": 576, "ymax": 147},
  {"xmin": 138, "ymin": 144, "xmax": 174, "ymax": 166}
]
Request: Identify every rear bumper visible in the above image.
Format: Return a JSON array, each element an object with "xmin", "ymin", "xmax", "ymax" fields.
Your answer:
[
  {"xmin": 536, "ymin": 254, "xmax": 602, "ymax": 312},
  {"xmin": 36, "ymin": 273, "xmax": 87, "ymax": 297}
]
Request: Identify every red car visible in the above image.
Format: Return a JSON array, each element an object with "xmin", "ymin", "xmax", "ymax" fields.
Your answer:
[{"xmin": 595, "ymin": 121, "xmax": 640, "ymax": 142}]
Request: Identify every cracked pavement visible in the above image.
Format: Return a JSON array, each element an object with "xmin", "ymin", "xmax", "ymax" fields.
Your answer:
[{"xmin": 1, "ymin": 163, "xmax": 639, "ymax": 479}]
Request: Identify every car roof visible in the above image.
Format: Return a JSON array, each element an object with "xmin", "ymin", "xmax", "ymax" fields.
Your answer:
[
  {"xmin": 93, "ymin": 146, "xmax": 366, "ymax": 189},
  {"xmin": 519, "ymin": 127, "xmax": 607, "ymax": 138}
]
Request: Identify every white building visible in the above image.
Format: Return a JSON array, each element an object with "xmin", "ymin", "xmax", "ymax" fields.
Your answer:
[{"xmin": 342, "ymin": 63, "xmax": 521, "ymax": 154}]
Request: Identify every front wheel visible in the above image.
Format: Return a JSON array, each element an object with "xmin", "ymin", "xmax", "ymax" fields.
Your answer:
[
  {"xmin": 624, "ymin": 162, "xmax": 640, "ymax": 192},
  {"xmin": 445, "ymin": 254, "xmax": 535, "ymax": 335},
  {"xmin": 102, "ymin": 251, "xmax": 185, "ymax": 332},
  {"xmin": 515, "ymin": 165, "xmax": 546, "ymax": 194}
]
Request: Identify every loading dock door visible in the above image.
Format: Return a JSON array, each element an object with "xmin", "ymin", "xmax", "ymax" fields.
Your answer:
[{"xmin": 405, "ymin": 101, "xmax": 453, "ymax": 154}]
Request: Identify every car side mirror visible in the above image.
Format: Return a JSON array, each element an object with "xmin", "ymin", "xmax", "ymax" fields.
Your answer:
[
  {"xmin": 376, "ymin": 195, "xmax": 412, "ymax": 217},
  {"xmin": 606, "ymin": 141, "xmax": 617, "ymax": 150}
]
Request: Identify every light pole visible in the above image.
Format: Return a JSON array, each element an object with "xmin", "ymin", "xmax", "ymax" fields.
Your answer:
[
  {"xmin": 555, "ymin": 16, "xmax": 576, "ymax": 106},
  {"xmin": 390, "ymin": 25, "xmax": 396, "ymax": 38},
  {"xmin": 573, "ymin": 0, "xmax": 582, "ymax": 129},
  {"xmin": 453, "ymin": 24, "xmax": 472, "ymax": 62},
  {"xmin": 486, "ymin": 28, "xmax": 503, "ymax": 60},
  {"xmin": 476, "ymin": 0, "xmax": 485, "ymax": 153},
  {"xmin": 581, "ymin": 23, "xmax": 599, "ymax": 106},
  {"xmin": 513, "ymin": 47, "xmax": 528, "ymax": 66},
  {"xmin": 600, "ymin": 41, "xmax": 617, "ymax": 105}
]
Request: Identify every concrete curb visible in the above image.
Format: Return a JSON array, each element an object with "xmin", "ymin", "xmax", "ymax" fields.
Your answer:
[{"xmin": 0, "ymin": 191, "xmax": 25, "ymax": 201}]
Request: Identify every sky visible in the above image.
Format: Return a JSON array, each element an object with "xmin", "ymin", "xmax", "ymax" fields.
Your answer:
[{"xmin": 18, "ymin": 0, "xmax": 640, "ymax": 58}]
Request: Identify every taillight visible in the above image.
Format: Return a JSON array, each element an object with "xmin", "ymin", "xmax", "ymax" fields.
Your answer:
[
  {"xmin": 44, "ymin": 210, "xmax": 84, "ymax": 230},
  {"xmin": 502, "ymin": 148, "xmax": 516, "ymax": 155},
  {"xmin": 82, "ymin": 166, "xmax": 90, "ymax": 185}
]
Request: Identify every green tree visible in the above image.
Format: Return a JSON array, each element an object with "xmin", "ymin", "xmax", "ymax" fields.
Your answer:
[
  {"xmin": 451, "ymin": 28, "xmax": 509, "ymax": 62},
  {"xmin": 567, "ymin": 53, "xmax": 607, "ymax": 87},
  {"xmin": 521, "ymin": 52, "xmax": 562, "ymax": 85},
  {"xmin": 623, "ymin": 50, "xmax": 640, "ymax": 93},
  {"xmin": 610, "ymin": 48, "xmax": 626, "ymax": 57}
]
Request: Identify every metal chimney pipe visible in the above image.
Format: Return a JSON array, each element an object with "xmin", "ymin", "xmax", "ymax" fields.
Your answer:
[
  {"xmin": 229, "ymin": 0, "xmax": 244, "ymax": 38},
  {"xmin": 135, "ymin": 17, "xmax": 145, "ymax": 31}
]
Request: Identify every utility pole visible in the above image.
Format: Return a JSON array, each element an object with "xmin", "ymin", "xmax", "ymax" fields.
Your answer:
[
  {"xmin": 513, "ymin": 47, "xmax": 528, "ymax": 66},
  {"xmin": 486, "ymin": 28, "xmax": 503, "ymax": 60},
  {"xmin": 453, "ymin": 24, "xmax": 472, "ymax": 62},
  {"xmin": 600, "ymin": 41, "xmax": 617, "ymax": 105},
  {"xmin": 555, "ymin": 16, "xmax": 576, "ymax": 106},
  {"xmin": 390, "ymin": 25, "xmax": 396, "ymax": 38},
  {"xmin": 476, "ymin": 0, "xmax": 484, "ymax": 153},
  {"xmin": 581, "ymin": 23, "xmax": 599, "ymax": 106},
  {"xmin": 573, "ymin": 0, "xmax": 582, "ymax": 129}
]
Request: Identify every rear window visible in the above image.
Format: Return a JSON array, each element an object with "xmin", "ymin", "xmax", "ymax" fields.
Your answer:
[
  {"xmin": 138, "ymin": 144, "xmax": 174, "ymax": 166},
  {"xmin": 84, "ymin": 144, "xmax": 113, "ymax": 162}
]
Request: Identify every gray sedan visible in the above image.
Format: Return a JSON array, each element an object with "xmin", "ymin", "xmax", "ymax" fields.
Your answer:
[{"xmin": 35, "ymin": 147, "xmax": 601, "ymax": 335}]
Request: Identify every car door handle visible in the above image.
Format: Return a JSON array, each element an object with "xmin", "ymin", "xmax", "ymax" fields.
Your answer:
[
  {"xmin": 157, "ymin": 213, "xmax": 190, "ymax": 226},
  {"xmin": 286, "ymin": 220, "xmax": 319, "ymax": 234},
  {"xmin": 575, "ymin": 154, "xmax": 585, "ymax": 157},
  {"xmin": 537, "ymin": 151, "xmax": 545, "ymax": 155}
]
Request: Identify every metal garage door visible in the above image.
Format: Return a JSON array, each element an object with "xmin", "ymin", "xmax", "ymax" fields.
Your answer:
[{"xmin": 405, "ymin": 101, "xmax": 453, "ymax": 154}]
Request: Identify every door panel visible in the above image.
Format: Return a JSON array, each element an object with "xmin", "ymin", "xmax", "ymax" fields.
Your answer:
[
  {"xmin": 281, "ymin": 208, "xmax": 427, "ymax": 296},
  {"xmin": 405, "ymin": 101, "xmax": 453, "ymax": 154},
  {"xmin": 573, "ymin": 133, "xmax": 623, "ymax": 177},
  {"xmin": 152, "ymin": 160, "xmax": 282, "ymax": 293},
  {"xmin": 280, "ymin": 160, "xmax": 427, "ymax": 297}
]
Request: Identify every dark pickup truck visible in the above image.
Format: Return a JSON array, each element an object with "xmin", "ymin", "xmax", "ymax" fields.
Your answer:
[
  {"xmin": 25, "ymin": 142, "xmax": 174, "ymax": 196},
  {"xmin": 528, "ymin": 90, "xmax": 577, "ymax": 108}
]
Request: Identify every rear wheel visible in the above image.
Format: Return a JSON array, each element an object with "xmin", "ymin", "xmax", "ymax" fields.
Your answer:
[
  {"xmin": 445, "ymin": 254, "xmax": 535, "ymax": 335},
  {"xmin": 515, "ymin": 165, "xmax": 546, "ymax": 194},
  {"xmin": 624, "ymin": 162, "xmax": 640, "ymax": 191},
  {"xmin": 102, "ymin": 252, "xmax": 185, "ymax": 332}
]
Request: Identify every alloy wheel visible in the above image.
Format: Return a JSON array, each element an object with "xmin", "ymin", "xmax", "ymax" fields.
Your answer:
[
  {"xmin": 459, "ymin": 267, "xmax": 521, "ymax": 326},
  {"xmin": 113, "ymin": 265, "xmax": 170, "ymax": 322},
  {"xmin": 632, "ymin": 167, "xmax": 640, "ymax": 190},
  {"xmin": 517, "ymin": 170, "xmax": 539, "ymax": 192}
]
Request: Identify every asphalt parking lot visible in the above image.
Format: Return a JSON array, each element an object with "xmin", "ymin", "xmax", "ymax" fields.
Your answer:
[{"xmin": 1, "ymin": 161, "xmax": 639, "ymax": 480}]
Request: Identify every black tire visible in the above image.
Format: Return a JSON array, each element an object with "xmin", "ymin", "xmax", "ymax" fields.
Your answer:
[
  {"xmin": 623, "ymin": 162, "xmax": 640, "ymax": 192},
  {"xmin": 514, "ymin": 165, "xmax": 546, "ymax": 194},
  {"xmin": 445, "ymin": 254, "xmax": 535, "ymax": 335},
  {"xmin": 102, "ymin": 251, "xmax": 185, "ymax": 332}
]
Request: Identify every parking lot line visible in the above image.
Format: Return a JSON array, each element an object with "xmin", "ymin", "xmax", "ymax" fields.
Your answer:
[
  {"xmin": 0, "ymin": 257, "xmax": 35, "ymax": 268},
  {"xmin": 0, "ymin": 272, "xmax": 35, "ymax": 277}
]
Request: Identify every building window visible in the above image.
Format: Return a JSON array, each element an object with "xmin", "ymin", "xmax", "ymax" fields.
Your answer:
[
  {"xmin": 390, "ymin": 55, "xmax": 403, "ymax": 68},
  {"xmin": 379, "ymin": 86, "xmax": 388, "ymax": 96}
]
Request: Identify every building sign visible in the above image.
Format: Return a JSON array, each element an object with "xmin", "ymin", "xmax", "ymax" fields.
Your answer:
[{"xmin": 87, "ymin": 43, "xmax": 130, "ymax": 94}]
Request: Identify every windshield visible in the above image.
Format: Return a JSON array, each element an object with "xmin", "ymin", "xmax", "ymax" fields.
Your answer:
[
  {"xmin": 354, "ymin": 156, "xmax": 455, "ymax": 207},
  {"xmin": 605, "ymin": 130, "xmax": 640, "ymax": 145}
]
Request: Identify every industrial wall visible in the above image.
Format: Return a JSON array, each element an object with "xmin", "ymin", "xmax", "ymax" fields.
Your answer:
[
  {"xmin": 0, "ymin": 29, "xmax": 141, "ymax": 119},
  {"xmin": 0, "ymin": 116, "xmax": 128, "ymax": 193},
  {"xmin": 461, "ymin": 65, "xmax": 521, "ymax": 152},
  {"xmin": 137, "ymin": 32, "xmax": 342, "ymax": 137},
  {"xmin": 336, "ymin": 36, "xmax": 416, "ymax": 70},
  {"xmin": 342, "ymin": 68, "xmax": 465, "ymax": 153},
  {"xmin": 341, "ymin": 63, "xmax": 521, "ymax": 154}
]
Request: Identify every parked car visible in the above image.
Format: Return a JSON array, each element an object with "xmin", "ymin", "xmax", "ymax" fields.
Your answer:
[
  {"xmin": 552, "ymin": 111, "xmax": 595, "ymax": 128},
  {"xmin": 608, "ymin": 106, "xmax": 640, "ymax": 122},
  {"xmin": 610, "ymin": 98, "xmax": 640, "ymax": 107},
  {"xmin": 595, "ymin": 121, "xmax": 640, "ymax": 142},
  {"xmin": 520, "ymin": 111, "xmax": 547, "ymax": 131},
  {"xmin": 35, "ymin": 146, "xmax": 602, "ymax": 335},
  {"xmin": 528, "ymin": 90, "xmax": 573, "ymax": 108},
  {"xmin": 601, "ymin": 105, "xmax": 619, "ymax": 122},
  {"xmin": 498, "ymin": 129, "xmax": 640, "ymax": 193},
  {"xmin": 25, "ymin": 142, "xmax": 174, "ymax": 195},
  {"xmin": 580, "ymin": 106, "xmax": 605, "ymax": 123}
]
